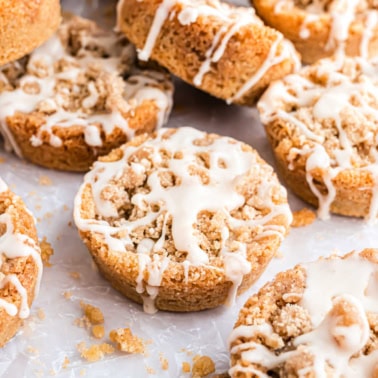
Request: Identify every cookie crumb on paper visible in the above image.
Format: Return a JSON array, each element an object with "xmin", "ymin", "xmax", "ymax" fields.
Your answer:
[
  {"xmin": 40, "ymin": 238, "xmax": 54, "ymax": 267},
  {"xmin": 80, "ymin": 302, "xmax": 104, "ymax": 325},
  {"xmin": 77, "ymin": 342, "xmax": 114, "ymax": 362},
  {"xmin": 292, "ymin": 208, "xmax": 316, "ymax": 228},
  {"xmin": 192, "ymin": 356, "xmax": 215, "ymax": 377},
  {"xmin": 109, "ymin": 328, "xmax": 145, "ymax": 354}
]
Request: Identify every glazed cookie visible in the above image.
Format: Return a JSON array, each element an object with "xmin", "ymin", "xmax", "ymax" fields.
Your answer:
[
  {"xmin": 74, "ymin": 127, "xmax": 292, "ymax": 313},
  {"xmin": 229, "ymin": 249, "xmax": 378, "ymax": 377},
  {"xmin": 0, "ymin": 178, "xmax": 42, "ymax": 347},
  {"xmin": 251, "ymin": 0, "xmax": 378, "ymax": 64},
  {"xmin": 116, "ymin": 0, "xmax": 299, "ymax": 106},
  {"xmin": 0, "ymin": 0, "xmax": 61, "ymax": 65},
  {"xmin": 258, "ymin": 56, "xmax": 378, "ymax": 221},
  {"xmin": 0, "ymin": 16, "xmax": 173, "ymax": 172}
]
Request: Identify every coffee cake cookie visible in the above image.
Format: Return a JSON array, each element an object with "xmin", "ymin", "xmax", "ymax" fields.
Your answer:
[
  {"xmin": 229, "ymin": 249, "xmax": 378, "ymax": 377},
  {"xmin": 258, "ymin": 56, "xmax": 378, "ymax": 221},
  {"xmin": 0, "ymin": 16, "xmax": 173, "ymax": 172},
  {"xmin": 74, "ymin": 127, "xmax": 291, "ymax": 313},
  {"xmin": 0, "ymin": 0, "xmax": 61, "ymax": 65},
  {"xmin": 252, "ymin": 0, "xmax": 378, "ymax": 63},
  {"xmin": 0, "ymin": 178, "xmax": 42, "ymax": 347},
  {"xmin": 116, "ymin": 0, "xmax": 299, "ymax": 106}
]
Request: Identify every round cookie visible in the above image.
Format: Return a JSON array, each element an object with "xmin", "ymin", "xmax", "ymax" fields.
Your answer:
[
  {"xmin": 74, "ymin": 127, "xmax": 292, "ymax": 313},
  {"xmin": 116, "ymin": 0, "xmax": 299, "ymax": 106},
  {"xmin": 229, "ymin": 249, "xmax": 378, "ymax": 377},
  {"xmin": 258, "ymin": 56, "xmax": 378, "ymax": 222},
  {"xmin": 251, "ymin": 0, "xmax": 378, "ymax": 64},
  {"xmin": 0, "ymin": 0, "xmax": 61, "ymax": 65},
  {"xmin": 0, "ymin": 178, "xmax": 42, "ymax": 347},
  {"xmin": 0, "ymin": 16, "xmax": 173, "ymax": 172}
]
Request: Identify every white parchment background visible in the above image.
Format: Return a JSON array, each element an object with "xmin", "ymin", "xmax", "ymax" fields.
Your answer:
[{"xmin": 0, "ymin": 0, "xmax": 377, "ymax": 377}]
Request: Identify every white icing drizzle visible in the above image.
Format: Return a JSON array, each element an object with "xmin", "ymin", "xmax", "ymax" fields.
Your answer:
[
  {"xmin": 258, "ymin": 56, "xmax": 378, "ymax": 221},
  {"xmin": 229, "ymin": 252, "xmax": 378, "ymax": 377},
  {"xmin": 0, "ymin": 190, "xmax": 42, "ymax": 319},
  {"xmin": 74, "ymin": 127, "xmax": 291, "ymax": 312},
  {"xmin": 132, "ymin": 0, "xmax": 298, "ymax": 103},
  {"xmin": 0, "ymin": 18, "xmax": 173, "ymax": 156}
]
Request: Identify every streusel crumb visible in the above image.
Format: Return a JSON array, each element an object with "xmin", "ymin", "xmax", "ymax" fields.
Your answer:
[
  {"xmin": 77, "ymin": 342, "xmax": 114, "ymax": 362},
  {"xmin": 80, "ymin": 302, "xmax": 104, "ymax": 325},
  {"xmin": 109, "ymin": 328, "xmax": 145, "ymax": 354},
  {"xmin": 192, "ymin": 356, "xmax": 215, "ymax": 377},
  {"xmin": 292, "ymin": 208, "xmax": 316, "ymax": 228},
  {"xmin": 92, "ymin": 325, "xmax": 105, "ymax": 339},
  {"xmin": 40, "ymin": 238, "xmax": 54, "ymax": 267}
]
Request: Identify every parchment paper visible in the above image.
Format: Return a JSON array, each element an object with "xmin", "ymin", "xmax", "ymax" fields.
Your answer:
[{"xmin": 0, "ymin": 1, "xmax": 377, "ymax": 377}]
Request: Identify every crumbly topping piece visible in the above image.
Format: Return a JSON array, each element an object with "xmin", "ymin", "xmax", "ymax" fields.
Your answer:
[
  {"xmin": 92, "ymin": 325, "xmax": 105, "ymax": 339},
  {"xmin": 40, "ymin": 238, "xmax": 54, "ymax": 267},
  {"xmin": 80, "ymin": 302, "xmax": 104, "ymax": 325},
  {"xmin": 182, "ymin": 362, "xmax": 191, "ymax": 373},
  {"xmin": 192, "ymin": 356, "xmax": 215, "ymax": 377},
  {"xmin": 77, "ymin": 342, "xmax": 114, "ymax": 362},
  {"xmin": 229, "ymin": 250, "xmax": 378, "ymax": 377},
  {"xmin": 109, "ymin": 328, "xmax": 145, "ymax": 354},
  {"xmin": 292, "ymin": 208, "xmax": 316, "ymax": 227}
]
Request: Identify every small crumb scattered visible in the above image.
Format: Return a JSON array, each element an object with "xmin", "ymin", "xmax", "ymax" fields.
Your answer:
[
  {"xmin": 26, "ymin": 345, "xmax": 39, "ymax": 355},
  {"xmin": 159, "ymin": 352, "xmax": 169, "ymax": 370},
  {"xmin": 63, "ymin": 205, "xmax": 69, "ymax": 211},
  {"xmin": 40, "ymin": 238, "xmax": 54, "ymax": 267},
  {"xmin": 0, "ymin": 157, "xmax": 5, "ymax": 163},
  {"xmin": 292, "ymin": 208, "xmax": 316, "ymax": 228},
  {"xmin": 109, "ymin": 328, "xmax": 145, "ymax": 354},
  {"xmin": 63, "ymin": 291, "xmax": 72, "ymax": 300},
  {"xmin": 38, "ymin": 175, "xmax": 53, "ymax": 186},
  {"xmin": 35, "ymin": 204, "xmax": 42, "ymax": 211},
  {"xmin": 70, "ymin": 271, "xmax": 81, "ymax": 280},
  {"xmin": 80, "ymin": 302, "xmax": 104, "ymax": 325},
  {"xmin": 92, "ymin": 325, "xmax": 105, "ymax": 339},
  {"xmin": 62, "ymin": 356, "xmax": 70, "ymax": 369},
  {"xmin": 80, "ymin": 369, "xmax": 86, "ymax": 376},
  {"xmin": 43, "ymin": 212, "xmax": 53, "ymax": 220},
  {"xmin": 37, "ymin": 308, "xmax": 45, "ymax": 320},
  {"xmin": 77, "ymin": 342, "xmax": 114, "ymax": 362},
  {"xmin": 68, "ymin": 221, "xmax": 73, "ymax": 227},
  {"xmin": 192, "ymin": 356, "xmax": 215, "ymax": 378},
  {"xmin": 74, "ymin": 316, "xmax": 91, "ymax": 330},
  {"xmin": 182, "ymin": 362, "xmax": 191, "ymax": 373},
  {"xmin": 145, "ymin": 366, "xmax": 156, "ymax": 375}
]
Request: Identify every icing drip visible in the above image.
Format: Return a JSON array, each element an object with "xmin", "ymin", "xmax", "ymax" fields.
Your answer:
[
  {"xmin": 134, "ymin": 0, "xmax": 297, "ymax": 103},
  {"xmin": 74, "ymin": 127, "xmax": 291, "ymax": 312},
  {"xmin": 0, "ymin": 197, "xmax": 42, "ymax": 319},
  {"xmin": 0, "ymin": 18, "xmax": 172, "ymax": 155},
  {"xmin": 229, "ymin": 252, "xmax": 378, "ymax": 377},
  {"xmin": 258, "ymin": 56, "xmax": 378, "ymax": 221}
]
